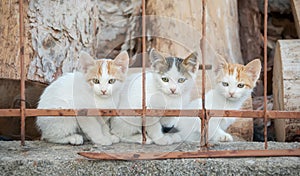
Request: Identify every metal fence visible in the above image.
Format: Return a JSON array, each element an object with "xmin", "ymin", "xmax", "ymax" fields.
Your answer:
[{"xmin": 0, "ymin": 0, "xmax": 299, "ymax": 160}]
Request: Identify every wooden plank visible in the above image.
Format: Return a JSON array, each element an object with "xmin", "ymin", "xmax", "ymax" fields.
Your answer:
[
  {"xmin": 273, "ymin": 40, "xmax": 300, "ymax": 142},
  {"xmin": 291, "ymin": 0, "xmax": 300, "ymax": 37}
]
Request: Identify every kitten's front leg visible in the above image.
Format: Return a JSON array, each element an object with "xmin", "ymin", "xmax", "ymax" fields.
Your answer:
[
  {"xmin": 209, "ymin": 117, "xmax": 233, "ymax": 142},
  {"xmin": 100, "ymin": 117, "xmax": 120, "ymax": 143},
  {"xmin": 76, "ymin": 116, "xmax": 113, "ymax": 145}
]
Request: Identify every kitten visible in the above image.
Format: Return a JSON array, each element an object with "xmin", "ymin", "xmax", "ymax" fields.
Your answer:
[
  {"xmin": 176, "ymin": 57, "xmax": 261, "ymax": 142},
  {"xmin": 36, "ymin": 51, "xmax": 129, "ymax": 145},
  {"xmin": 110, "ymin": 49, "xmax": 199, "ymax": 145}
]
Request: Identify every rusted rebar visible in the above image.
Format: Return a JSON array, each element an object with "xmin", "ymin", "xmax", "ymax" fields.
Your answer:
[
  {"xmin": 19, "ymin": 0, "xmax": 26, "ymax": 146},
  {"xmin": 200, "ymin": 0, "xmax": 208, "ymax": 148},
  {"xmin": 141, "ymin": 0, "xmax": 147, "ymax": 144},
  {"xmin": 263, "ymin": 0, "xmax": 269, "ymax": 149},
  {"xmin": 1, "ymin": 109, "xmax": 300, "ymax": 119},
  {"xmin": 78, "ymin": 149, "xmax": 300, "ymax": 160}
]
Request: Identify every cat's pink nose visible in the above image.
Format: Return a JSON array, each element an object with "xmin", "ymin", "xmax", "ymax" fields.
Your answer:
[
  {"xmin": 101, "ymin": 90, "xmax": 107, "ymax": 94},
  {"xmin": 229, "ymin": 92, "xmax": 234, "ymax": 97},
  {"xmin": 170, "ymin": 88, "xmax": 176, "ymax": 94}
]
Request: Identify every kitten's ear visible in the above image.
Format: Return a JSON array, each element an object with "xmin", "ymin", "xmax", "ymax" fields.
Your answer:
[
  {"xmin": 79, "ymin": 51, "xmax": 95, "ymax": 73},
  {"xmin": 149, "ymin": 48, "xmax": 166, "ymax": 71},
  {"xmin": 113, "ymin": 51, "xmax": 129, "ymax": 74},
  {"xmin": 245, "ymin": 59, "xmax": 262, "ymax": 83},
  {"xmin": 182, "ymin": 52, "xmax": 199, "ymax": 73},
  {"xmin": 214, "ymin": 56, "xmax": 228, "ymax": 75}
]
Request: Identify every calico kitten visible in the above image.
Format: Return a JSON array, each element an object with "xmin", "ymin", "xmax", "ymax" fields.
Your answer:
[
  {"xmin": 110, "ymin": 49, "xmax": 199, "ymax": 145},
  {"xmin": 176, "ymin": 57, "xmax": 261, "ymax": 142},
  {"xmin": 36, "ymin": 51, "xmax": 129, "ymax": 145}
]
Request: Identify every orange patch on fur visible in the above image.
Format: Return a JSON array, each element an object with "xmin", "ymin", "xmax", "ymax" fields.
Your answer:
[
  {"xmin": 85, "ymin": 60, "xmax": 125, "ymax": 82},
  {"xmin": 222, "ymin": 63, "xmax": 255, "ymax": 88}
]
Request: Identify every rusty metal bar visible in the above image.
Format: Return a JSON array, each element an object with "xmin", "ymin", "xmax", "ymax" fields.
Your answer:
[
  {"xmin": 200, "ymin": 0, "xmax": 208, "ymax": 148},
  {"xmin": 1, "ymin": 109, "xmax": 300, "ymax": 119},
  {"xmin": 19, "ymin": 0, "xmax": 26, "ymax": 146},
  {"xmin": 141, "ymin": 0, "xmax": 147, "ymax": 144},
  {"xmin": 78, "ymin": 149, "xmax": 300, "ymax": 160},
  {"xmin": 263, "ymin": 0, "xmax": 269, "ymax": 149}
]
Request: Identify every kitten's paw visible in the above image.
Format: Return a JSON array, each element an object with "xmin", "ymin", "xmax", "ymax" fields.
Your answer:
[
  {"xmin": 213, "ymin": 132, "xmax": 233, "ymax": 142},
  {"xmin": 153, "ymin": 135, "xmax": 173, "ymax": 145},
  {"xmin": 69, "ymin": 134, "xmax": 84, "ymax": 145},
  {"xmin": 92, "ymin": 137, "xmax": 113, "ymax": 146},
  {"xmin": 110, "ymin": 135, "xmax": 120, "ymax": 143},
  {"xmin": 219, "ymin": 133, "xmax": 233, "ymax": 142},
  {"xmin": 144, "ymin": 137, "xmax": 153, "ymax": 144}
]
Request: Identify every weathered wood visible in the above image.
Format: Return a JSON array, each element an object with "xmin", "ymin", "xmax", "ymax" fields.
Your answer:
[
  {"xmin": 146, "ymin": 0, "xmax": 243, "ymax": 64},
  {"xmin": 0, "ymin": 0, "xmax": 31, "ymax": 80},
  {"xmin": 273, "ymin": 40, "xmax": 300, "ymax": 142},
  {"xmin": 146, "ymin": 0, "xmax": 202, "ymax": 61},
  {"xmin": 291, "ymin": 0, "xmax": 300, "ymax": 37},
  {"xmin": 238, "ymin": 0, "xmax": 262, "ymax": 64},
  {"xmin": 0, "ymin": 79, "xmax": 46, "ymax": 140},
  {"xmin": 0, "ymin": 0, "xmax": 141, "ymax": 83}
]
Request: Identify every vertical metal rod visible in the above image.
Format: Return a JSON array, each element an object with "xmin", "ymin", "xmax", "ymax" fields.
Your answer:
[
  {"xmin": 263, "ymin": 0, "xmax": 269, "ymax": 149},
  {"xmin": 19, "ymin": 0, "xmax": 26, "ymax": 146},
  {"xmin": 141, "ymin": 0, "xmax": 147, "ymax": 144},
  {"xmin": 200, "ymin": 0, "xmax": 208, "ymax": 147}
]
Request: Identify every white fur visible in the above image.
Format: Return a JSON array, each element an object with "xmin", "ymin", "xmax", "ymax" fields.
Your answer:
[
  {"xmin": 176, "ymin": 69, "xmax": 254, "ymax": 143},
  {"xmin": 36, "ymin": 51, "xmax": 129, "ymax": 145},
  {"xmin": 111, "ymin": 63, "xmax": 196, "ymax": 145}
]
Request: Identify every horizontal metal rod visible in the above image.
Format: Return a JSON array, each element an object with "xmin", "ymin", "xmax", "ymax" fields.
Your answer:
[
  {"xmin": 78, "ymin": 149, "xmax": 300, "ymax": 160},
  {"xmin": 131, "ymin": 64, "xmax": 212, "ymax": 70},
  {"xmin": 0, "ymin": 109, "xmax": 299, "ymax": 119}
]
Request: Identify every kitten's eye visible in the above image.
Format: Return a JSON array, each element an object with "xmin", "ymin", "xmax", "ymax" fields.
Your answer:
[
  {"xmin": 108, "ymin": 79, "xmax": 116, "ymax": 84},
  {"xmin": 178, "ymin": 78, "xmax": 186, "ymax": 83},
  {"xmin": 222, "ymin": 82, "xmax": 229, "ymax": 87},
  {"xmin": 237, "ymin": 83, "xmax": 245, "ymax": 88},
  {"xmin": 92, "ymin": 78, "xmax": 100, "ymax": 84},
  {"xmin": 161, "ymin": 77, "xmax": 169, "ymax": 82}
]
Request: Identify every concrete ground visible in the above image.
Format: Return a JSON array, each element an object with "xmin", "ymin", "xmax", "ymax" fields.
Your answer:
[{"xmin": 0, "ymin": 141, "xmax": 299, "ymax": 175}]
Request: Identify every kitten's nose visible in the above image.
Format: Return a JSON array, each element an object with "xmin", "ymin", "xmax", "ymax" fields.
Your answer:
[
  {"xmin": 170, "ymin": 88, "xmax": 176, "ymax": 94},
  {"xmin": 101, "ymin": 90, "xmax": 107, "ymax": 95},
  {"xmin": 229, "ymin": 92, "xmax": 234, "ymax": 97}
]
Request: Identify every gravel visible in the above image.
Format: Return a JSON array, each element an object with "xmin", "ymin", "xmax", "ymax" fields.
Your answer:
[{"xmin": 0, "ymin": 141, "xmax": 299, "ymax": 175}]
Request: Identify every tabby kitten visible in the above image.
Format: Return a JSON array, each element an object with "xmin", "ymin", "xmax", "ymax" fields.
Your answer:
[
  {"xmin": 36, "ymin": 51, "xmax": 129, "ymax": 145},
  {"xmin": 111, "ymin": 49, "xmax": 199, "ymax": 145},
  {"xmin": 176, "ymin": 57, "xmax": 261, "ymax": 142}
]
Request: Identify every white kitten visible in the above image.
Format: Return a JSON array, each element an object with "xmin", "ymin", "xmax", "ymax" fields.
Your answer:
[
  {"xmin": 176, "ymin": 57, "xmax": 261, "ymax": 143},
  {"xmin": 36, "ymin": 51, "xmax": 129, "ymax": 145},
  {"xmin": 110, "ymin": 49, "xmax": 199, "ymax": 145}
]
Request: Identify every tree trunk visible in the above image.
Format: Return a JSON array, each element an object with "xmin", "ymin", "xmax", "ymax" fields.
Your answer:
[
  {"xmin": 0, "ymin": 0, "xmax": 141, "ymax": 83},
  {"xmin": 238, "ymin": 0, "xmax": 262, "ymax": 64}
]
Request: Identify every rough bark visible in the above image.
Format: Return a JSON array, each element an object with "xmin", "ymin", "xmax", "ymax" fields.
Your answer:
[
  {"xmin": 0, "ymin": 0, "xmax": 141, "ymax": 83},
  {"xmin": 27, "ymin": 0, "xmax": 141, "ymax": 83},
  {"xmin": 0, "ymin": 0, "xmax": 31, "ymax": 80},
  {"xmin": 238, "ymin": 0, "xmax": 262, "ymax": 64}
]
